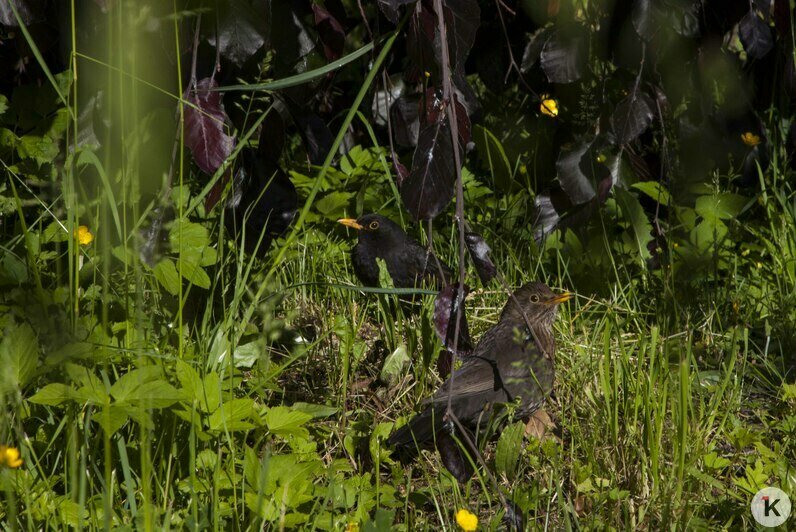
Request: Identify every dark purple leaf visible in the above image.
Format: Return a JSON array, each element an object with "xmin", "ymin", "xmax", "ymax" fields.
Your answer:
[
  {"xmin": 390, "ymin": 94, "xmax": 421, "ymax": 147},
  {"xmin": 739, "ymin": 10, "xmax": 773, "ymax": 60},
  {"xmin": 372, "ymin": 76, "xmax": 405, "ymax": 127},
  {"xmin": 377, "ymin": 0, "xmax": 416, "ymax": 24},
  {"xmin": 392, "ymin": 155, "xmax": 409, "ymax": 187},
  {"xmin": 611, "ymin": 90, "xmax": 655, "ymax": 144},
  {"xmin": 184, "ymin": 78, "xmax": 236, "ymax": 176},
  {"xmin": 556, "ymin": 139, "xmax": 599, "ymax": 205},
  {"xmin": 210, "ymin": 0, "xmax": 268, "ymax": 67},
  {"xmin": 401, "ymin": 119, "xmax": 456, "ymax": 220},
  {"xmin": 312, "ymin": 3, "xmax": 346, "ymax": 60},
  {"xmin": 0, "ymin": 0, "xmax": 40, "ymax": 26},
  {"xmin": 532, "ymin": 193, "xmax": 560, "ymax": 242},
  {"xmin": 464, "ymin": 232, "xmax": 497, "ymax": 284},
  {"xmin": 421, "ymin": 87, "xmax": 471, "ymax": 145},
  {"xmin": 284, "ymin": 98, "xmax": 333, "ymax": 165},
  {"xmin": 540, "ymin": 32, "xmax": 586, "ymax": 84},
  {"xmin": 224, "ymin": 150, "xmax": 297, "ymax": 254},
  {"xmin": 433, "ymin": 283, "xmax": 473, "ymax": 355},
  {"xmin": 520, "ymin": 27, "xmax": 552, "ymax": 73},
  {"xmin": 437, "ymin": 349, "xmax": 453, "ymax": 378},
  {"xmin": 407, "ymin": 3, "xmax": 437, "ymax": 76},
  {"xmin": 270, "ymin": 1, "xmax": 316, "ymax": 72},
  {"xmin": 437, "ymin": 0, "xmax": 480, "ymax": 75},
  {"xmin": 139, "ymin": 205, "xmax": 175, "ymax": 267}
]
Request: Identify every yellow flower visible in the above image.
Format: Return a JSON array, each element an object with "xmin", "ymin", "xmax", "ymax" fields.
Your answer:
[
  {"xmin": 0, "ymin": 445, "xmax": 23, "ymax": 468},
  {"xmin": 455, "ymin": 509, "xmax": 478, "ymax": 531},
  {"xmin": 741, "ymin": 132, "xmax": 761, "ymax": 147},
  {"xmin": 344, "ymin": 523, "xmax": 359, "ymax": 532},
  {"xmin": 596, "ymin": 153, "xmax": 607, "ymax": 164},
  {"xmin": 76, "ymin": 225, "xmax": 94, "ymax": 245},
  {"xmin": 540, "ymin": 96, "xmax": 558, "ymax": 117}
]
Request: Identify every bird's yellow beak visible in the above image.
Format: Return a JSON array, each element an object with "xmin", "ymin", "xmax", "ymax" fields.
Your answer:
[
  {"xmin": 548, "ymin": 292, "xmax": 573, "ymax": 304},
  {"xmin": 337, "ymin": 218, "xmax": 364, "ymax": 230}
]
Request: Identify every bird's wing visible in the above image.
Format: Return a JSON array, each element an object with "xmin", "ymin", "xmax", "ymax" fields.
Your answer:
[
  {"xmin": 400, "ymin": 240, "xmax": 453, "ymax": 287},
  {"xmin": 351, "ymin": 243, "xmax": 380, "ymax": 286}
]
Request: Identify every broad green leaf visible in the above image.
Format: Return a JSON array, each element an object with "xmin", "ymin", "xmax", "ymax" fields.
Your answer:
[
  {"xmin": 93, "ymin": 406, "xmax": 129, "ymax": 435},
  {"xmin": 209, "ymin": 398, "xmax": 257, "ymax": 431},
  {"xmin": 363, "ymin": 509, "xmax": 395, "ymax": 532},
  {"xmin": 119, "ymin": 380, "xmax": 183, "ymax": 409},
  {"xmin": 495, "ymin": 421, "xmax": 525, "ymax": 478},
  {"xmin": 632, "ymin": 181, "xmax": 672, "ymax": 206},
  {"xmin": 702, "ymin": 451, "xmax": 731, "ymax": 470},
  {"xmin": 0, "ymin": 322, "xmax": 40, "ymax": 393},
  {"xmin": 176, "ymin": 360, "xmax": 203, "ymax": 404},
  {"xmin": 153, "ymin": 259, "xmax": 181, "ymax": 295},
  {"xmin": 0, "ymin": 94, "xmax": 8, "ymax": 116},
  {"xmin": 315, "ymin": 191, "xmax": 355, "ymax": 217},
  {"xmin": 695, "ymin": 193, "xmax": 748, "ymax": 221},
  {"xmin": 28, "ymin": 383, "xmax": 74, "ymax": 406},
  {"xmin": 202, "ymin": 372, "xmax": 221, "ymax": 413},
  {"xmin": 473, "ymin": 124, "xmax": 513, "ymax": 192},
  {"xmin": 110, "ymin": 366, "xmax": 163, "ymax": 403},
  {"xmin": 176, "ymin": 259, "xmax": 211, "ymax": 289},
  {"xmin": 615, "ymin": 186, "xmax": 653, "ymax": 260},
  {"xmin": 0, "ymin": 250, "xmax": 28, "ymax": 284},
  {"xmin": 265, "ymin": 406, "xmax": 313, "ymax": 438},
  {"xmin": 291, "ymin": 402, "xmax": 338, "ymax": 418},
  {"xmin": 380, "ymin": 345, "xmax": 410, "ymax": 384}
]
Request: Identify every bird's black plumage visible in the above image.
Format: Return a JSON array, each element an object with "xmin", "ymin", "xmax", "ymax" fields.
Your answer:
[
  {"xmin": 338, "ymin": 214, "xmax": 452, "ymax": 288},
  {"xmin": 386, "ymin": 282, "xmax": 571, "ymax": 482}
]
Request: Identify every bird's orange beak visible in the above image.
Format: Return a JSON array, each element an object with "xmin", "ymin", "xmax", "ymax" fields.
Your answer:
[
  {"xmin": 337, "ymin": 218, "xmax": 364, "ymax": 230},
  {"xmin": 547, "ymin": 292, "xmax": 573, "ymax": 304}
]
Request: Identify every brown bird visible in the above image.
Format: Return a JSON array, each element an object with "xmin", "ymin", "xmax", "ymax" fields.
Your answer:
[
  {"xmin": 338, "ymin": 214, "xmax": 452, "ymax": 289},
  {"xmin": 386, "ymin": 282, "xmax": 571, "ymax": 482}
]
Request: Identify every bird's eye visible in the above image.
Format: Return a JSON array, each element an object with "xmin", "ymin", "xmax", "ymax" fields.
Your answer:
[
  {"xmin": 369, "ymin": 221, "xmax": 380, "ymax": 230},
  {"xmin": 530, "ymin": 294, "xmax": 540, "ymax": 303}
]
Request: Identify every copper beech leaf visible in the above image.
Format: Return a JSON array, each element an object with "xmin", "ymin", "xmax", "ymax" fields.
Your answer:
[
  {"xmin": 401, "ymin": 119, "xmax": 457, "ymax": 220},
  {"xmin": 433, "ymin": 283, "xmax": 473, "ymax": 355},
  {"xmin": 184, "ymin": 78, "xmax": 236, "ymax": 175}
]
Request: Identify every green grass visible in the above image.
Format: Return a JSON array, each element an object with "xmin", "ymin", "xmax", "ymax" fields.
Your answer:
[{"xmin": 1, "ymin": 3, "xmax": 796, "ymax": 531}]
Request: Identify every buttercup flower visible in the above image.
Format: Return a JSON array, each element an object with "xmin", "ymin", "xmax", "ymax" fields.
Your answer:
[
  {"xmin": 539, "ymin": 96, "xmax": 558, "ymax": 117},
  {"xmin": 76, "ymin": 225, "xmax": 94, "ymax": 246},
  {"xmin": 344, "ymin": 522, "xmax": 359, "ymax": 532},
  {"xmin": 456, "ymin": 508, "xmax": 478, "ymax": 531},
  {"xmin": 741, "ymin": 132, "xmax": 761, "ymax": 147},
  {"xmin": 0, "ymin": 445, "xmax": 23, "ymax": 468}
]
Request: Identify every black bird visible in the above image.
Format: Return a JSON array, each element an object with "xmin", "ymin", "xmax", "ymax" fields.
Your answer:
[
  {"xmin": 338, "ymin": 214, "xmax": 453, "ymax": 289},
  {"xmin": 386, "ymin": 282, "xmax": 571, "ymax": 483}
]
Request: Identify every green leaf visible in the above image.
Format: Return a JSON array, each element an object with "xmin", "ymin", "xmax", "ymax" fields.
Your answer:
[
  {"xmin": 176, "ymin": 258, "xmax": 212, "ymax": 289},
  {"xmin": 363, "ymin": 509, "xmax": 395, "ymax": 532},
  {"xmin": 495, "ymin": 421, "xmax": 525, "ymax": 478},
  {"xmin": 380, "ymin": 344, "xmax": 410, "ymax": 384},
  {"xmin": 209, "ymin": 398, "xmax": 257, "ymax": 431},
  {"xmin": 695, "ymin": 193, "xmax": 748, "ymax": 221},
  {"xmin": 0, "ymin": 250, "xmax": 28, "ymax": 284},
  {"xmin": 153, "ymin": 259, "xmax": 181, "ymax": 295},
  {"xmin": 176, "ymin": 360, "xmax": 203, "ymax": 405},
  {"xmin": 202, "ymin": 372, "xmax": 221, "ymax": 413},
  {"xmin": 615, "ymin": 187, "xmax": 653, "ymax": 260},
  {"xmin": 117, "ymin": 379, "xmax": 183, "ymax": 409},
  {"xmin": 109, "ymin": 366, "xmax": 163, "ymax": 403},
  {"xmin": 265, "ymin": 406, "xmax": 313, "ymax": 438},
  {"xmin": 631, "ymin": 181, "xmax": 672, "ymax": 206},
  {"xmin": 17, "ymin": 134, "xmax": 59, "ymax": 165},
  {"xmin": 169, "ymin": 219, "xmax": 211, "ymax": 260},
  {"xmin": 28, "ymin": 383, "xmax": 74, "ymax": 406},
  {"xmin": 703, "ymin": 452, "xmax": 731, "ymax": 470},
  {"xmin": 473, "ymin": 125, "xmax": 513, "ymax": 191},
  {"xmin": 315, "ymin": 191, "xmax": 355, "ymax": 217},
  {"xmin": 0, "ymin": 322, "xmax": 40, "ymax": 393},
  {"xmin": 291, "ymin": 402, "xmax": 338, "ymax": 418},
  {"xmin": 94, "ymin": 406, "xmax": 129, "ymax": 435},
  {"xmin": 0, "ymin": 94, "xmax": 8, "ymax": 116}
]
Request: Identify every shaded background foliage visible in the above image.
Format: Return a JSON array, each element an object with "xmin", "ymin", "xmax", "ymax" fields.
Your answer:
[{"xmin": 1, "ymin": 0, "xmax": 795, "ymax": 529}]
